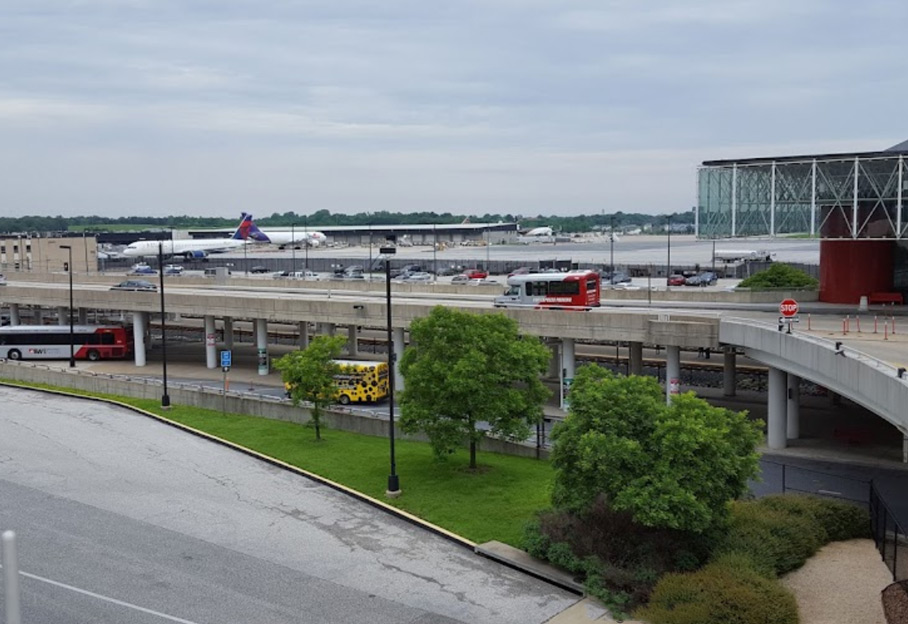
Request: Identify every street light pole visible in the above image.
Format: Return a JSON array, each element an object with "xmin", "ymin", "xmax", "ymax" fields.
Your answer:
[
  {"xmin": 158, "ymin": 242, "xmax": 171, "ymax": 408},
  {"xmin": 666, "ymin": 214, "xmax": 673, "ymax": 287},
  {"xmin": 381, "ymin": 243, "xmax": 400, "ymax": 497},
  {"xmin": 609, "ymin": 215, "xmax": 615, "ymax": 281},
  {"xmin": 60, "ymin": 245, "xmax": 75, "ymax": 368},
  {"xmin": 433, "ymin": 224, "xmax": 437, "ymax": 281},
  {"xmin": 304, "ymin": 214, "xmax": 309, "ymax": 271},
  {"xmin": 291, "ymin": 222, "xmax": 296, "ymax": 275}
]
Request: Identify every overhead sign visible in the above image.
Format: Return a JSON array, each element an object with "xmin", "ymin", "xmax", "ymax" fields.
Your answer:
[
  {"xmin": 220, "ymin": 350, "xmax": 232, "ymax": 368},
  {"xmin": 779, "ymin": 299, "xmax": 799, "ymax": 318}
]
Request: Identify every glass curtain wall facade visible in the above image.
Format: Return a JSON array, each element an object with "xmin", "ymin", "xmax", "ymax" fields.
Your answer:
[{"xmin": 698, "ymin": 154, "xmax": 907, "ymax": 240}]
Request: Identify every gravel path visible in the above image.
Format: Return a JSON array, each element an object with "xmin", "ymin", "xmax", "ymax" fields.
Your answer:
[{"xmin": 782, "ymin": 539, "xmax": 891, "ymax": 624}]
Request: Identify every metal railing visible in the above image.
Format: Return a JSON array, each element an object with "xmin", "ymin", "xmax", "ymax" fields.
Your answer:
[{"xmin": 871, "ymin": 481, "xmax": 908, "ymax": 581}]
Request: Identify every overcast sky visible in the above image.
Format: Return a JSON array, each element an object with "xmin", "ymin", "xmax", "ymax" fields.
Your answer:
[{"xmin": 2, "ymin": 1, "xmax": 905, "ymax": 219}]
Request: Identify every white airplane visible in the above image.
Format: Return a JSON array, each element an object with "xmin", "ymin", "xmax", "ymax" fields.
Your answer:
[
  {"xmin": 258, "ymin": 227, "xmax": 328, "ymax": 249},
  {"xmin": 517, "ymin": 226, "xmax": 555, "ymax": 244},
  {"xmin": 122, "ymin": 213, "xmax": 271, "ymax": 259}
]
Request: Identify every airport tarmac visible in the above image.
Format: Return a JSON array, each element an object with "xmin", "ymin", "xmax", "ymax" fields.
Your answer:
[{"xmin": 205, "ymin": 234, "xmax": 820, "ymax": 268}]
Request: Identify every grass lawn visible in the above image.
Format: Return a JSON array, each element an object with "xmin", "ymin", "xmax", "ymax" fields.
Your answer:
[{"xmin": 4, "ymin": 383, "xmax": 554, "ymax": 546}]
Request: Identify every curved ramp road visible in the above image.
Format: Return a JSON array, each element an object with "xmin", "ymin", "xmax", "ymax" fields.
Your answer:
[{"xmin": 0, "ymin": 386, "xmax": 577, "ymax": 624}]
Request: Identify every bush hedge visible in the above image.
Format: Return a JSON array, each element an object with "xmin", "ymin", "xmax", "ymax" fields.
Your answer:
[
  {"xmin": 737, "ymin": 263, "xmax": 818, "ymax": 289},
  {"xmin": 713, "ymin": 495, "xmax": 870, "ymax": 577},
  {"xmin": 636, "ymin": 554, "xmax": 799, "ymax": 624}
]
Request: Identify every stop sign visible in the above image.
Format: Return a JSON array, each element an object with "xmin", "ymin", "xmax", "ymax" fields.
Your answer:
[{"xmin": 779, "ymin": 298, "xmax": 799, "ymax": 317}]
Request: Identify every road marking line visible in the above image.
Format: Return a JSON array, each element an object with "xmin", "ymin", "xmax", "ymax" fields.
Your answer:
[{"xmin": 0, "ymin": 565, "xmax": 202, "ymax": 624}]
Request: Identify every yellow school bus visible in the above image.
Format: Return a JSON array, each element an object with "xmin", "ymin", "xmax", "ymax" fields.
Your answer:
[
  {"xmin": 285, "ymin": 359, "xmax": 390, "ymax": 405},
  {"xmin": 332, "ymin": 359, "xmax": 390, "ymax": 405}
]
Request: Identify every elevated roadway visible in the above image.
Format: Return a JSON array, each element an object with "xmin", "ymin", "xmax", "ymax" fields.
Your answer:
[{"xmin": 2, "ymin": 275, "xmax": 907, "ymax": 458}]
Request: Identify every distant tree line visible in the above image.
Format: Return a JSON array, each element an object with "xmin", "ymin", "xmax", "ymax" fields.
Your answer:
[{"xmin": 0, "ymin": 209, "xmax": 695, "ymax": 235}]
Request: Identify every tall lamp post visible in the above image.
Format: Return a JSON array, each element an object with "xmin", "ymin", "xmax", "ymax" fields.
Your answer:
[
  {"xmin": 304, "ymin": 214, "xmax": 309, "ymax": 271},
  {"xmin": 381, "ymin": 242, "xmax": 400, "ymax": 497},
  {"xmin": 59, "ymin": 245, "xmax": 75, "ymax": 368},
  {"xmin": 609, "ymin": 215, "xmax": 615, "ymax": 282},
  {"xmin": 158, "ymin": 242, "xmax": 171, "ymax": 408},
  {"xmin": 666, "ymin": 214, "xmax": 673, "ymax": 287},
  {"xmin": 291, "ymin": 222, "xmax": 296, "ymax": 275}
]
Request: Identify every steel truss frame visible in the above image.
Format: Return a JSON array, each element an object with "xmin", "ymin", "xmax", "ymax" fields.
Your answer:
[{"xmin": 697, "ymin": 155, "xmax": 906, "ymax": 240}]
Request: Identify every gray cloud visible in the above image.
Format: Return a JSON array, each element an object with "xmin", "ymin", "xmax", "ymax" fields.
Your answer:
[{"xmin": 1, "ymin": 0, "xmax": 905, "ymax": 217}]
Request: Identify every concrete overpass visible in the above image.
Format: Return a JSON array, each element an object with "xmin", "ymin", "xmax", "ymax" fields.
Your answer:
[{"xmin": 2, "ymin": 274, "xmax": 907, "ymax": 460}]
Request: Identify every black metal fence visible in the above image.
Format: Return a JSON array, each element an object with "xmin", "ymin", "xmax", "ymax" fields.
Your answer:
[{"xmin": 871, "ymin": 481, "xmax": 908, "ymax": 582}]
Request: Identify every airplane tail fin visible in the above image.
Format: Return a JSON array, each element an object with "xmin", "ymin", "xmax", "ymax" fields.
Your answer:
[{"xmin": 233, "ymin": 212, "xmax": 271, "ymax": 243}]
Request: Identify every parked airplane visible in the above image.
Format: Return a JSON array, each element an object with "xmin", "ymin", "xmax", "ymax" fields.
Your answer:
[
  {"xmin": 122, "ymin": 214, "xmax": 271, "ymax": 259},
  {"xmin": 517, "ymin": 226, "xmax": 555, "ymax": 244},
  {"xmin": 258, "ymin": 227, "xmax": 328, "ymax": 249}
]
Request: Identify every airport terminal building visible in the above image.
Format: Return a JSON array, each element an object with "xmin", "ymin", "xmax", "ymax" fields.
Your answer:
[{"xmin": 697, "ymin": 140, "xmax": 908, "ymax": 303}]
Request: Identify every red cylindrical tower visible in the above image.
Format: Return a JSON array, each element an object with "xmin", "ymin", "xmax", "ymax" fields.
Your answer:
[{"xmin": 819, "ymin": 240, "xmax": 894, "ymax": 303}]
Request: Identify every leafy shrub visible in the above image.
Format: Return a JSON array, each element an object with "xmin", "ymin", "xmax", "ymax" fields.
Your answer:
[
  {"xmin": 522, "ymin": 501, "xmax": 711, "ymax": 610},
  {"xmin": 636, "ymin": 554, "xmax": 799, "ymax": 624},
  {"xmin": 713, "ymin": 500, "xmax": 826, "ymax": 576},
  {"xmin": 755, "ymin": 494, "xmax": 870, "ymax": 542},
  {"xmin": 738, "ymin": 263, "xmax": 818, "ymax": 289}
]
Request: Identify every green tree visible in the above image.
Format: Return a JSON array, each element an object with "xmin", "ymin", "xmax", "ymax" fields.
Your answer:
[
  {"xmin": 550, "ymin": 365, "xmax": 762, "ymax": 533},
  {"xmin": 399, "ymin": 306, "xmax": 551, "ymax": 469},
  {"xmin": 273, "ymin": 335, "xmax": 348, "ymax": 440}
]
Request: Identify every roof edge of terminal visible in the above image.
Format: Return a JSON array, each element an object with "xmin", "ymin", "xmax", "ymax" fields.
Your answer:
[{"xmin": 702, "ymin": 141, "xmax": 908, "ymax": 167}]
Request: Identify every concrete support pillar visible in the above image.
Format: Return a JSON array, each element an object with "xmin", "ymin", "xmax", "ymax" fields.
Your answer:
[
  {"xmin": 767, "ymin": 367, "xmax": 788, "ymax": 450},
  {"xmin": 34, "ymin": 307, "xmax": 43, "ymax": 325},
  {"xmin": 255, "ymin": 318, "xmax": 268, "ymax": 375},
  {"xmin": 723, "ymin": 348, "xmax": 737, "ymax": 397},
  {"xmin": 547, "ymin": 343, "xmax": 560, "ymax": 378},
  {"xmin": 347, "ymin": 325, "xmax": 359, "ymax": 356},
  {"xmin": 787, "ymin": 374, "xmax": 800, "ymax": 440},
  {"xmin": 665, "ymin": 345, "xmax": 681, "ymax": 404},
  {"xmin": 204, "ymin": 315, "xmax": 216, "ymax": 369},
  {"xmin": 903, "ymin": 435, "xmax": 907, "ymax": 464},
  {"xmin": 133, "ymin": 312, "xmax": 148, "ymax": 367},
  {"xmin": 298, "ymin": 322, "xmax": 309, "ymax": 349},
  {"xmin": 392, "ymin": 327, "xmax": 405, "ymax": 392},
  {"xmin": 223, "ymin": 317, "xmax": 234, "ymax": 350},
  {"xmin": 9, "ymin": 304, "xmax": 20, "ymax": 325},
  {"xmin": 629, "ymin": 341, "xmax": 644, "ymax": 376},
  {"xmin": 57, "ymin": 306, "xmax": 68, "ymax": 325},
  {"xmin": 78, "ymin": 308, "xmax": 87, "ymax": 325},
  {"xmin": 562, "ymin": 338, "xmax": 575, "ymax": 381}
]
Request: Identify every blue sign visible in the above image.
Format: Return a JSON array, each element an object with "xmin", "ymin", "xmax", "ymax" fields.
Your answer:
[{"xmin": 220, "ymin": 350, "xmax": 232, "ymax": 368}]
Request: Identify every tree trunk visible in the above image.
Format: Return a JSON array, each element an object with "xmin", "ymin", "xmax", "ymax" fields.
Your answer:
[
  {"xmin": 469, "ymin": 440, "xmax": 477, "ymax": 470},
  {"xmin": 313, "ymin": 405, "xmax": 322, "ymax": 441}
]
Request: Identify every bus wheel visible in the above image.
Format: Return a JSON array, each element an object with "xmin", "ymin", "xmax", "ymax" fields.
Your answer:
[
  {"xmin": 339, "ymin": 394, "xmax": 351, "ymax": 405},
  {"xmin": 8, "ymin": 349, "xmax": 22, "ymax": 360},
  {"xmin": 87, "ymin": 349, "xmax": 101, "ymax": 361}
]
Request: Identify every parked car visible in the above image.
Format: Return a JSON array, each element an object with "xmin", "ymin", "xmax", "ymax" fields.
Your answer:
[
  {"xmin": 685, "ymin": 271, "xmax": 718, "ymax": 287},
  {"xmin": 667, "ymin": 274, "xmax": 686, "ymax": 286},
  {"xmin": 128, "ymin": 264, "xmax": 157, "ymax": 276},
  {"xmin": 404, "ymin": 272, "xmax": 433, "ymax": 282},
  {"xmin": 163, "ymin": 265, "xmax": 184, "ymax": 276},
  {"xmin": 508, "ymin": 267, "xmax": 531, "ymax": 277},
  {"xmin": 110, "ymin": 279, "xmax": 157, "ymax": 292},
  {"xmin": 435, "ymin": 266, "xmax": 458, "ymax": 276},
  {"xmin": 451, "ymin": 274, "xmax": 471, "ymax": 284},
  {"xmin": 602, "ymin": 271, "xmax": 631, "ymax": 285},
  {"xmin": 463, "ymin": 268, "xmax": 488, "ymax": 279},
  {"xmin": 0, "ymin": 273, "xmax": 6, "ymax": 286},
  {"xmin": 250, "ymin": 265, "xmax": 270, "ymax": 274}
]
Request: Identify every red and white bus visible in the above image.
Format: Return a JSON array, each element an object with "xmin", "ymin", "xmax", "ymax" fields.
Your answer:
[
  {"xmin": 0, "ymin": 325, "xmax": 133, "ymax": 361},
  {"xmin": 494, "ymin": 270, "xmax": 601, "ymax": 310}
]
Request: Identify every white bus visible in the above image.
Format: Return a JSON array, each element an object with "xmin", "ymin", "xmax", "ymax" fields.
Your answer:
[{"xmin": 0, "ymin": 325, "xmax": 133, "ymax": 361}]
